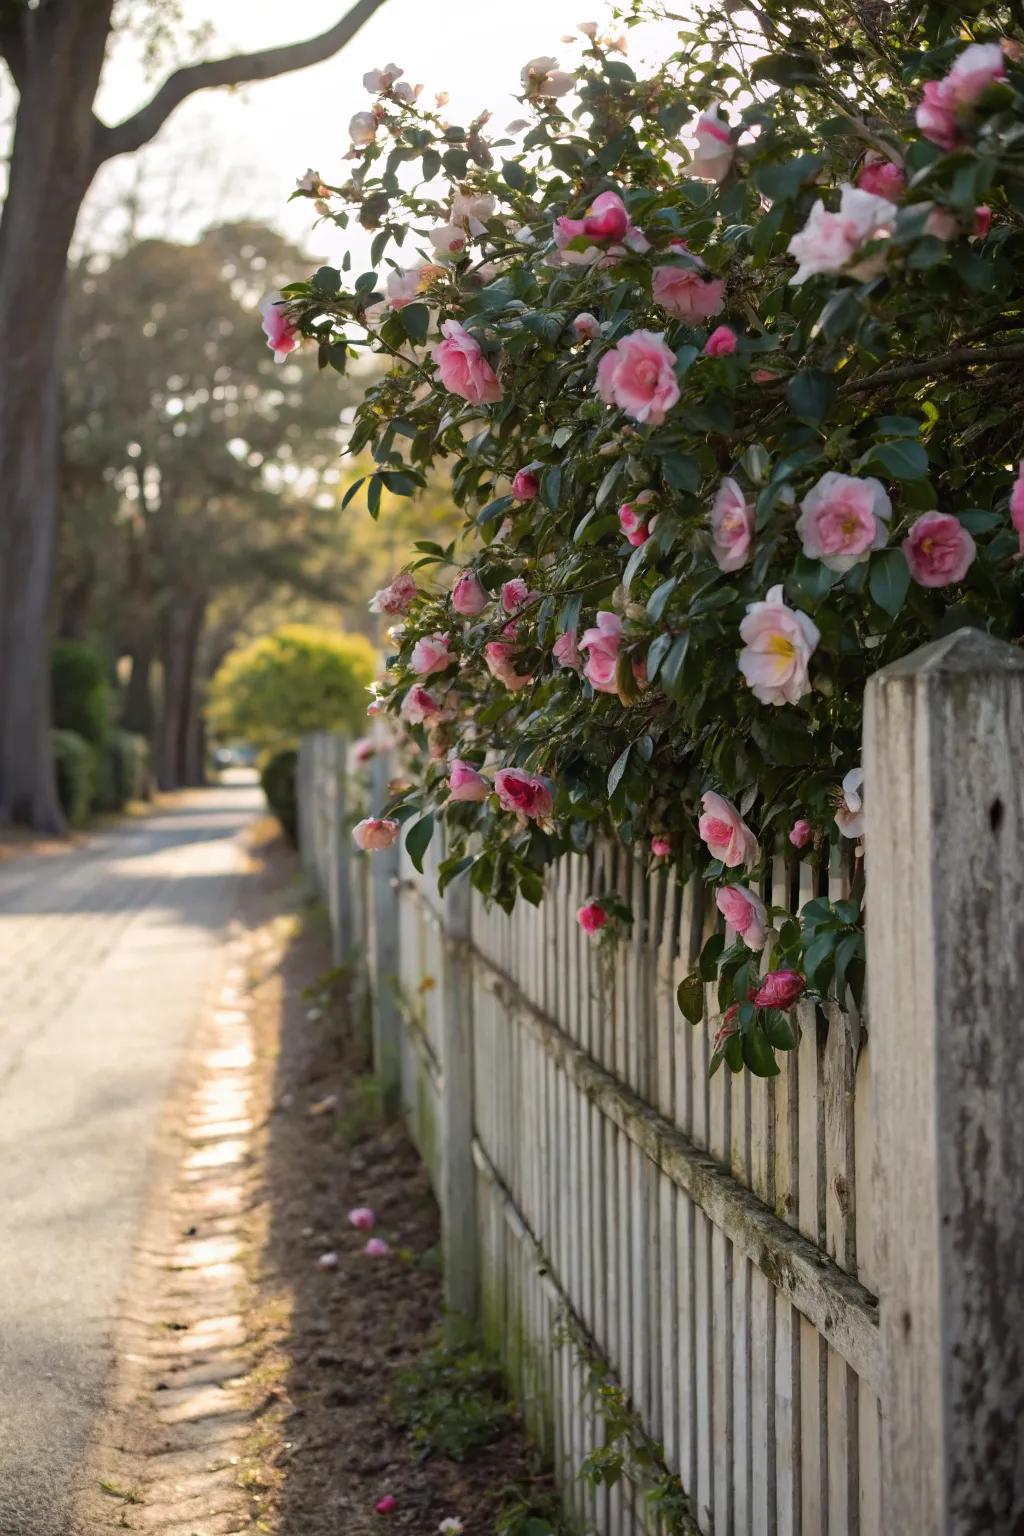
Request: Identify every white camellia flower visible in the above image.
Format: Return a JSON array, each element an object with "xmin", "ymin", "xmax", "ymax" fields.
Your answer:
[
  {"xmin": 348, "ymin": 111, "xmax": 378, "ymax": 147},
  {"xmin": 788, "ymin": 184, "xmax": 898, "ymax": 284},
  {"xmin": 521, "ymin": 55, "xmax": 575, "ymax": 96},
  {"xmin": 428, "ymin": 224, "xmax": 468, "ymax": 260},
  {"xmin": 363, "ymin": 62, "xmax": 403, "ymax": 93},
  {"xmin": 835, "ymin": 768, "xmax": 865, "ymax": 839}
]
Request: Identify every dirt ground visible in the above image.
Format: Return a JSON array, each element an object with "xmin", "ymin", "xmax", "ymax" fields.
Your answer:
[{"xmin": 85, "ymin": 820, "xmax": 555, "ymax": 1536}]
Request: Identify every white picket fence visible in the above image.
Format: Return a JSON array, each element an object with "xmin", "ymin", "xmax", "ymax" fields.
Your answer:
[{"xmin": 296, "ymin": 630, "xmax": 1024, "ymax": 1536}]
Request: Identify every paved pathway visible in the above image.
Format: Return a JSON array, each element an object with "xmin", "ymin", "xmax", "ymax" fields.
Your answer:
[{"xmin": 0, "ymin": 779, "xmax": 260, "ymax": 1535}]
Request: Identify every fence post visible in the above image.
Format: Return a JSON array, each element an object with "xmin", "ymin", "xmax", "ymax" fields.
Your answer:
[
  {"xmin": 864, "ymin": 627, "xmax": 1024, "ymax": 1534},
  {"xmin": 369, "ymin": 748, "xmax": 402, "ymax": 1114},
  {"xmin": 440, "ymin": 871, "xmax": 478, "ymax": 1342},
  {"xmin": 296, "ymin": 734, "xmax": 315, "ymax": 884},
  {"xmin": 329, "ymin": 735, "xmax": 354, "ymax": 967}
]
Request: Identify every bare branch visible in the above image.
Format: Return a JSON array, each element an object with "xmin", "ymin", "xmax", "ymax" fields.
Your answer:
[
  {"xmin": 838, "ymin": 342, "xmax": 1024, "ymax": 395},
  {"xmin": 95, "ymin": 0, "xmax": 386, "ymax": 165}
]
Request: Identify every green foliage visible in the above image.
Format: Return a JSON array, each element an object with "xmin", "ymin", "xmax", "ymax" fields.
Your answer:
[
  {"xmin": 260, "ymin": 748, "xmax": 298, "ymax": 843},
  {"xmin": 282, "ymin": 3, "xmax": 1024, "ymax": 1073},
  {"xmin": 389, "ymin": 1337, "xmax": 513, "ymax": 1461},
  {"xmin": 51, "ymin": 729, "xmax": 95, "ymax": 827},
  {"xmin": 51, "ymin": 640, "xmax": 109, "ymax": 748},
  {"xmin": 93, "ymin": 730, "xmax": 152, "ymax": 813},
  {"xmin": 207, "ymin": 623, "xmax": 377, "ymax": 751}
]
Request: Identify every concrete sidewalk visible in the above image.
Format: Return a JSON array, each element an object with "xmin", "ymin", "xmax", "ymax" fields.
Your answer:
[{"xmin": 0, "ymin": 779, "xmax": 261, "ymax": 1535}]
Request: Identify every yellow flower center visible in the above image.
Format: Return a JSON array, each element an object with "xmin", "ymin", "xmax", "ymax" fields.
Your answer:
[{"xmin": 768, "ymin": 633, "xmax": 795, "ymax": 660}]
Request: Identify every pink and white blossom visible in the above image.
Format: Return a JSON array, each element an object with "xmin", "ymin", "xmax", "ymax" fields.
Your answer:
[
  {"xmin": 688, "ymin": 106, "xmax": 734, "ymax": 182},
  {"xmin": 738, "ymin": 585, "xmax": 820, "ymax": 706},
  {"xmin": 578, "ymin": 611, "xmax": 623, "ymax": 694},
  {"xmin": 316, "ymin": 1251, "xmax": 339, "ymax": 1270},
  {"xmin": 710, "ymin": 477, "xmax": 754, "ymax": 573},
  {"xmin": 438, "ymin": 1521, "xmax": 465, "ymax": 1535},
  {"xmin": 449, "ymin": 759, "xmax": 489, "ymax": 802},
  {"xmin": 573, "ymin": 311, "xmax": 601, "ymax": 341},
  {"xmin": 369, "ymin": 572, "xmax": 417, "ymax": 616},
  {"xmin": 698, "ymin": 791, "xmax": 760, "ymax": 869},
  {"xmin": 715, "ymin": 885, "xmax": 769, "ymax": 950},
  {"xmin": 704, "ymin": 325, "xmax": 737, "ymax": 357},
  {"xmin": 410, "ymin": 633, "xmax": 452, "ymax": 677},
  {"xmin": 796, "ymin": 472, "xmax": 892, "ymax": 572},
  {"xmin": 789, "ymin": 818, "xmax": 812, "ymax": 849},
  {"xmin": 916, "ymin": 43, "xmax": 1006, "ymax": 149},
  {"xmin": 386, "ymin": 264, "xmax": 443, "ymax": 310},
  {"xmin": 433, "ymin": 320, "xmax": 503, "ymax": 404},
  {"xmin": 596, "ymin": 330, "xmax": 680, "ymax": 425},
  {"xmin": 451, "ymin": 569, "xmax": 488, "ymax": 616},
  {"xmin": 511, "ymin": 467, "xmax": 540, "ymax": 501},
  {"xmin": 429, "ymin": 224, "xmax": 469, "ymax": 260},
  {"xmin": 552, "ymin": 629, "xmax": 582, "ymax": 671},
  {"xmin": 787, "ymin": 185, "xmax": 898, "ymax": 285},
  {"xmin": 451, "ymin": 189, "xmax": 496, "ymax": 233},
  {"xmin": 494, "ymin": 768, "xmax": 553, "ymax": 820},
  {"xmin": 484, "ymin": 641, "xmax": 533, "ymax": 692},
  {"xmin": 501, "ymin": 578, "xmax": 531, "ymax": 613},
  {"xmin": 363, "ymin": 62, "xmax": 403, "ymax": 92},
  {"xmin": 365, "ymin": 1237, "xmax": 390, "ymax": 1257},
  {"xmin": 348, "ymin": 1206, "xmax": 376, "ymax": 1230},
  {"xmin": 902, "ymin": 511, "xmax": 976, "ymax": 587},
  {"xmin": 349, "ymin": 110, "xmax": 378, "ymax": 146},
  {"xmin": 352, "ymin": 818, "xmax": 400, "ymax": 852},
  {"xmin": 834, "ymin": 767, "xmax": 865, "ymax": 840},
  {"xmin": 402, "ymin": 685, "xmax": 441, "ymax": 724},
  {"xmin": 651, "ymin": 836, "xmax": 671, "ymax": 858},
  {"xmin": 577, "ymin": 901, "xmax": 607, "ymax": 934},
  {"xmin": 856, "ymin": 154, "xmax": 906, "ymax": 200},
  {"xmin": 521, "ymin": 56, "xmax": 575, "ymax": 96},
  {"xmin": 259, "ymin": 291, "xmax": 299, "ymax": 363},
  {"xmin": 652, "ymin": 249, "xmax": 725, "ymax": 322}
]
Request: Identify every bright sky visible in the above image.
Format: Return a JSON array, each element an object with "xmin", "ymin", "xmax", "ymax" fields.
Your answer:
[{"xmin": 85, "ymin": 0, "xmax": 682, "ymax": 266}]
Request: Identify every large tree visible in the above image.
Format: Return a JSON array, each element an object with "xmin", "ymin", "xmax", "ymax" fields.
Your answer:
[{"xmin": 0, "ymin": 0, "xmax": 386, "ymax": 828}]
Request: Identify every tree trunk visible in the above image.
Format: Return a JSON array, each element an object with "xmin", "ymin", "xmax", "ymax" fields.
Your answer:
[
  {"xmin": 157, "ymin": 594, "xmax": 206, "ymax": 790},
  {"xmin": 122, "ymin": 642, "xmax": 154, "ymax": 738},
  {"xmin": 0, "ymin": 2, "xmax": 114, "ymax": 829}
]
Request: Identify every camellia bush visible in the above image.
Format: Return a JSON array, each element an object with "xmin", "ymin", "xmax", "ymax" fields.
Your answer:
[{"xmin": 269, "ymin": 0, "xmax": 1024, "ymax": 1077}]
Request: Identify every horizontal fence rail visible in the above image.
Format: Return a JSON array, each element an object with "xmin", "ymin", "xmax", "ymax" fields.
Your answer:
[{"xmin": 296, "ymin": 629, "xmax": 1024, "ymax": 1536}]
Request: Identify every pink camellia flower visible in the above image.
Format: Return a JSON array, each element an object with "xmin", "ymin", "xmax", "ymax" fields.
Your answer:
[
  {"xmin": 349, "ymin": 110, "xmax": 378, "ymax": 146},
  {"xmin": 348, "ymin": 1206, "xmax": 376, "ymax": 1231},
  {"xmin": 714, "ymin": 1003, "xmax": 740, "ymax": 1053},
  {"xmin": 618, "ymin": 500, "xmax": 650, "ymax": 547},
  {"xmin": 316, "ymin": 1251, "xmax": 339, "ymax": 1270},
  {"xmin": 652, "ymin": 250, "xmax": 725, "ymax": 323},
  {"xmin": 451, "ymin": 189, "xmax": 497, "ymax": 233},
  {"xmin": 916, "ymin": 42, "xmax": 1005, "ymax": 149},
  {"xmin": 596, "ymin": 330, "xmax": 680, "ymax": 425},
  {"xmin": 484, "ymin": 641, "xmax": 533, "ymax": 692},
  {"xmin": 752, "ymin": 368, "xmax": 777, "ymax": 384},
  {"xmin": 402, "ymin": 684, "xmax": 441, "ymax": 724},
  {"xmin": 787, "ymin": 184, "xmax": 898, "ymax": 285},
  {"xmin": 451, "ymin": 569, "xmax": 488, "ymax": 616},
  {"xmin": 494, "ymin": 768, "xmax": 553, "ymax": 820},
  {"xmin": 688, "ymin": 106, "xmax": 734, "ymax": 182},
  {"xmin": 974, "ymin": 205, "xmax": 992, "ymax": 238},
  {"xmin": 386, "ymin": 263, "xmax": 443, "ymax": 309},
  {"xmin": 578, "ymin": 611, "xmax": 623, "ymax": 694},
  {"xmin": 856, "ymin": 153, "xmax": 906, "ymax": 200},
  {"xmin": 582, "ymin": 190, "xmax": 630, "ymax": 242},
  {"xmin": 351, "ymin": 737, "xmax": 376, "ymax": 767},
  {"xmin": 574, "ymin": 311, "xmax": 601, "ymax": 341},
  {"xmin": 552, "ymin": 629, "xmax": 583, "ymax": 671},
  {"xmin": 433, "ymin": 319, "xmax": 503, "ymax": 404},
  {"xmin": 835, "ymin": 767, "xmax": 865, "ymax": 840},
  {"xmin": 374, "ymin": 1495, "xmax": 397, "ymax": 1516},
  {"xmin": 651, "ymin": 836, "xmax": 671, "ymax": 858},
  {"xmin": 352, "ymin": 818, "xmax": 400, "ymax": 852},
  {"xmin": 797, "ymin": 472, "xmax": 892, "ymax": 572},
  {"xmin": 752, "ymin": 970, "xmax": 806, "ymax": 1009},
  {"xmin": 363, "ymin": 62, "xmax": 403, "ymax": 92},
  {"xmin": 511, "ymin": 467, "xmax": 540, "ymax": 501},
  {"xmin": 369, "ymin": 571, "xmax": 417, "ymax": 616},
  {"xmin": 704, "ymin": 325, "xmax": 737, "ymax": 357},
  {"xmin": 710, "ymin": 477, "xmax": 754, "ymax": 573},
  {"xmin": 410, "ymin": 632, "xmax": 452, "ymax": 677},
  {"xmin": 1010, "ymin": 460, "xmax": 1024, "ymax": 554},
  {"xmin": 789, "ymin": 818, "xmax": 812, "ymax": 849},
  {"xmin": 577, "ymin": 901, "xmax": 607, "ymax": 934},
  {"xmin": 501, "ymin": 577, "xmax": 531, "ymax": 613},
  {"xmin": 521, "ymin": 55, "xmax": 575, "ymax": 96},
  {"xmin": 429, "ymin": 224, "xmax": 468, "ymax": 260},
  {"xmin": 365, "ymin": 1237, "xmax": 390, "ymax": 1257},
  {"xmin": 902, "ymin": 511, "xmax": 977, "ymax": 587},
  {"xmin": 698, "ymin": 791, "xmax": 760, "ymax": 869},
  {"xmin": 259, "ymin": 291, "xmax": 299, "ymax": 363},
  {"xmin": 449, "ymin": 758, "xmax": 489, "ymax": 802},
  {"xmin": 715, "ymin": 885, "xmax": 769, "ymax": 951},
  {"xmin": 738, "ymin": 585, "xmax": 820, "ymax": 707}
]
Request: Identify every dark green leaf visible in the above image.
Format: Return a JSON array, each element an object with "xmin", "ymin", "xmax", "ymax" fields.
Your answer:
[
  {"xmin": 787, "ymin": 369, "xmax": 836, "ymax": 426},
  {"xmin": 743, "ymin": 1026, "xmax": 780, "ymax": 1077},
  {"xmin": 869, "ymin": 439, "xmax": 928, "ymax": 480},
  {"xmin": 868, "ymin": 548, "xmax": 911, "ymax": 617},
  {"xmin": 405, "ymin": 814, "xmax": 434, "ymax": 874},
  {"xmin": 676, "ymin": 971, "xmax": 705, "ymax": 1025}
]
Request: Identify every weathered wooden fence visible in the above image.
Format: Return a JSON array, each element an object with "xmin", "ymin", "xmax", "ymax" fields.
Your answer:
[{"xmin": 296, "ymin": 630, "xmax": 1024, "ymax": 1536}]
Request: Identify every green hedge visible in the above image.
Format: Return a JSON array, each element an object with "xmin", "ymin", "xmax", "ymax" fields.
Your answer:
[
  {"xmin": 100, "ymin": 730, "xmax": 152, "ymax": 810},
  {"xmin": 260, "ymin": 748, "xmax": 298, "ymax": 845},
  {"xmin": 51, "ymin": 640, "xmax": 109, "ymax": 747},
  {"xmin": 52, "ymin": 729, "xmax": 95, "ymax": 828}
]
